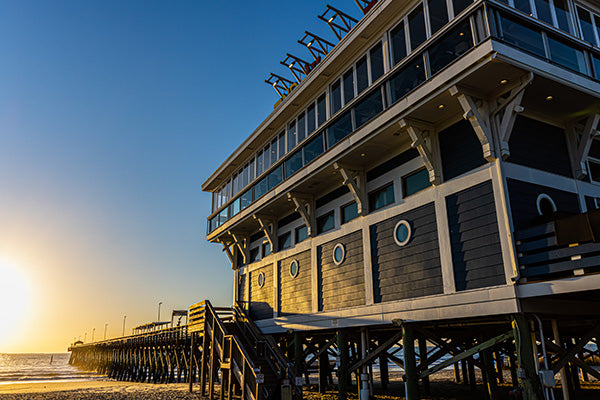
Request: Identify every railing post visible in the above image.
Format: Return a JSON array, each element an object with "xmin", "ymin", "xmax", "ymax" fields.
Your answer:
[{"xmin": 189, "ymin": 332, "xmax": 195, "ymax": 393}]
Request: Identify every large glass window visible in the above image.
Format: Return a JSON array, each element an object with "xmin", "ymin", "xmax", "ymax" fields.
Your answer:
[
  {"xmin": 249, "ymin": 248, "xmax": 260, "ymax": 263},
  {"xmin": 514, "ymin": 0, "xmax": 532, "ymax": 15},
  {"xmin": 370, "ymin": 43, "xmax": 385, "ymax": 81},
  {"xmin": 428, "ymin": 20, "xmax": 474, "ymax": 75},
  {"xmin": 389, "ymin": 56, "xmax": 426, "ymax": 104},
  {"xmin": 428, "ymin": 0, "xmax": 449, "ymax": 35},
  {"xmin": 317, "ymin": 212, "xmax": 335, "ymax": 234},
  {"xmin": 354, "ymin": 88, "xmax": 384, "ymax": 129},
  {"xmin": 254, "ymin": 177, "xmax": 268, "ymax": 200},
  {"xmin": 287, "ymin": 121, "xmax": 297, "ymax": 151},
  {"xmin": 303, "ymin": 133, "xmax": 325, "ymax": 164},
  {"xmin": 356, "ymin": 56, "xmax": 369, "ymax": 94},
  {"xmin": 240, "ymin": 189, "xmax": 252, "ymax": 210},
  {"xmin": 262, "ymin": 242, "xmax": 272, "ymax": 257},
  {"xmin": 307, "ymin": 104, "xmax": 316, "ymax": 134},
  {"xmin": 547, "ymin": 36, "xmax": 587, "ymax": 73},
  {"xmin": 327, "ymin": 112, "xmax": 353, "ymax": 148},
  {"xmin": 341, "ymin": 202, "xmax": 359, "ymax": 224},
  {"xmin": 229, "ymin": 198, "xmax": 240, "ymax": 217},
  {"xmin": 553, "ymin": 0, "xmax": 571, "ymax": 32},
  {"xmin": 390, "ymin": 22, "xmax": 407, "ymax": 66},
  {"xmin": 278, "ymin": 232, "xmax": 292, "ymax": 250},
  {"xmin": 256, "ymin": 150, "xmax": 265, "ymax": 176},
  {"xmin": 317, "ymin": 93, "xmax": 327, "ymax": 126},
  {"xmin": 297, "ymin": 112, "xmax": 306, "ymax": 144},
  {"xmin": 498, "ymin": 16, "xmax": 546, "ymax": 58},
  {"xmin": 408, "ymin": 5, "xmax": 426, "ymax": 51},
  {"xmin": 331, "ymin": 80, "xmax": 342, "ymax": 115},
  {"xmin": 295, "ymin": 225, "xmax": 309, "ymax": 243},
  {"xmin": 453, "ymin": 0, "xmax": 473, "ymax": 16},
  {"xmin": 402, "ymin": 168, "xmax": 431, "ymax": 197},
  {"xmin": 343, "ymin": 69, "xmax": 355, "ymax": 105},
  {"xmin": 285, "ymin": 150, "xmax": 303, "ymax": 178},
  {"xmin": 577, "ymin": 6, "xmax": 599, "ymax": 46},
  {"xmin": 268, "ymin": 164, "xmax": 283, "ymax": 191},
  {"xmin": 369, "ymin": 183, "xmax": 395, "ymax": 212}
]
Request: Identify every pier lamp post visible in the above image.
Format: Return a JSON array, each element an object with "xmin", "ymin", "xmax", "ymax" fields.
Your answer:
[
  {"xmin": 122, "ymin": 315, "xmax": 127, "ymax": 336},
  {"xmin": 104, "ymin": 323, "xmax": 108, "ymax": 340},
  {"xmin": 92, "ymin": 328, "xmax": 95, "ymax": 342},
  {"xmin": 158, "ymin": 302, "xmax": 163, "ymax": 322}
]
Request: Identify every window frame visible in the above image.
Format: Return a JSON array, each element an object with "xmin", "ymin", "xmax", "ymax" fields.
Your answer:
[{"xmin": 368, "ymin": 182, "xmax": 396, "ymax": 212}]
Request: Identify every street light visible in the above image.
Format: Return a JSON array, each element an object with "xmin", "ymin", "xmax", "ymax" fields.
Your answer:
[
  {"xmin": 122, "ymin": 315, "xmax": 127, "ymax": 336},
  {"xmin": 158, "ymin": 302, "xmax": 163, "ymax": 322},
  {"xmin": 104, "ymin": 323, "xmax": 108, "ymax": 340},
  {"xmin": 92, "ymin": 328, "xmax": 95, "ymax": 342}
]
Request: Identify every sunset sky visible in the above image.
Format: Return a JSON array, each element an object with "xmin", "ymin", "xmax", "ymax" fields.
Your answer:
[{"xmin": 0, "ymin": 0, "xmax": 356, "ymax": 353}]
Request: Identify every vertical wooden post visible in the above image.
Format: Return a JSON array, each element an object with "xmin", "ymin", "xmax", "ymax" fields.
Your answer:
[
  {"xmin": 189, "ymin": 333, "xmax": 195, "ymax": 393},
  {"xmin": 379, "ymin": 354, "xmax": 389, "ymax": 390},
  {"xmin": 461, "ymin": 359, "xmax": 469, "ymax": 386},
  {"xmin": 319, "ymin": 342, "xmax": 330, "ymax": 393},
  {"xmin": 294, "ymin": 332, "xmax": 304, "ymax": 381},
  {"xmin": 201, "ymin": 331, "xmax": 209, "ymax": 396},
  {"xmin": 481, "ymin": 348, "xmax": 498, "ymax": 400},
  {"xmin": 509, "ymin": 352, "xmax": 518, "ymax": 386},
  {"xmin": 337, "ymin": 329, "xmax": 349, "ymax": 400},
  {"xmin": 402, "ymin": 324, "xmax": 419, "ymax": 400},
  {"xmin": 512, "ymin": 314, "xmax": 544, "ymax": 400},
  {"xmin": 454, "ymin": 363, "xmax": 461, "ymax": 383},
  {"xmin": 494, "ymin": 350, "xmax": 504, "ymax": 384},
  {"xmin": 468, "ymin": 358, "xmax": 477, "ymax": 391},
  {"xmin": 419, "ymin": 337, "xmax": 430, "ymax": 395}
]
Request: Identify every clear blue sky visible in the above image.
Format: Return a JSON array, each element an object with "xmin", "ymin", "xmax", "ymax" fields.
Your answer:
[{"xmin": 0, "ymin": 0, "xmax": 359, "ymax": 352}]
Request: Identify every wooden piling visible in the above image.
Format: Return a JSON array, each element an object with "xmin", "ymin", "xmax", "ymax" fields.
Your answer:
[
  {"xmin": 512, "ymin": 314, "xmax": 544, "ymax": 400},
  {"xmin": 337, "ymin": 329, "xmax": 349, "ymax": 400},
  {"xmin": 402, "ymin": 324, "xmax": 419, "ymax": 400}
]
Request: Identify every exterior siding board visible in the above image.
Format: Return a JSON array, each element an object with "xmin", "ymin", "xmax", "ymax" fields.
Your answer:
[
  {"xmin": 279, "ymin": 250, "xmax": 312, "ymax": 316},
  {"xmin": 439, "ymin": 120, "xmax": 487, "ymax": 180},
  {"xmin": 506, "ymin": 179, "xmax": 581, "ymax": 231},
  {"xmin": 249, "ymin": 264, "xmax": 274, "ymax": 320},
  {"xmin": 507, "ymin": 116, "xmax": 573, "ymax": 178},
  {"xmin": 318, "ymin": 231, "xmax": 365, "ymax": 311},
  {"xmin": 371, "ymin": 202, "xmax": 443, "ymax": 303},
  {"xmin": 447, "ymin": 181, "xmax": 505, "ymax": 291}
]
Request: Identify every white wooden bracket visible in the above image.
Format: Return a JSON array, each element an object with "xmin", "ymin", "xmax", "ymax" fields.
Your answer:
[
  {"xmin": 287, "ymin": 192, "xmax": 316, "ymax": 236},
  {"xmin": 567, "ymin": 113, "xmax": 600, "ymax": 178},
  {"xmin": 333, "ymin": 162, "xmax": 367, "ymax": 214},
  {"xmin": 450, "ymin": 85, "xmax": 496, "ymax": 161},
  {"xmin": 490, "ymin": 73, "xmax": 533, "ymax": 159},
  {"xmin": 253, "ymin": 214, "xmax": 278, "ymax": 252},
  {"xmin": 398, "ymin": 119, "xmax": 441, "ymax": 185},
  {"xmin": 228, "ymin": 231, "xmax": 248, "ymax": 266},
  {"xmin": 218, "ymin": 240, "xmax": 236, "ymax": 267}
]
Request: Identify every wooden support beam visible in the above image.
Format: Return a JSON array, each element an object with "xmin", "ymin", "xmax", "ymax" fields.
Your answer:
[
  {"xmin": 337, "ymin": 330, "xmax": 349, "ymax": 400},
  {"xmin": 398, "ymin": 119, "xmax": 440, "ymax": 185},
  {"xmin": 253, "ymin": 215, "xmax": 277, "ymax": 252},
  {"xmin": 380, "ymin": 355, "xmax": 389, "ymax": 390},
  {"xmin": 219, "ymin": 240, "xmax": 235, "ymax": 266},
  {"xmin": 402, "ymin": 324, "xmax": 419, "ymax": 400},
  {"xmin": 287, "ymin": 192, "xmax": 316, "ymax": 236},
  {"xmin": 306, "ymin": 336, "xmax": 336, "ymax": 367},
  {"xmin": 491, "ymin": 73, "xmax": 532, "ymax": 159},
  {"xmin": 567, "ymin": 113, "xmax": 600, "ymax": 178},
  {"xmin": 419, "ymin": 337, "xmax": 431, "ymax": 395},
  {"xmin": 228, "ymin": 232, "xmax": 248, "ymax": 266},
  {"xmin": 418, "ymin": 331, "xmax": 513, "ymax": 379},
  {"xmin": 450, "ymin": 85, "xmax": 495, "ymax": 161},
  {"xmin": 511, "ymin": 314, "xmax": 544, "ymax": 400},
  {"xmin": 333, "ymin": 163, "xmax": 367, "ymax": 214},
  {"xmin": 348, "ymin": 330, "xmax": 403, "ymax": 372},
  {"xmin": 319, "ymin": 342, "xmax": 330, "ymax": 394}
]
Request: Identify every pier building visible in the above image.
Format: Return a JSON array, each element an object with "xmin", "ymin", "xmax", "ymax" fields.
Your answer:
[
  {"xmin": 202, "ymin": 0, "xmax": 600, "ymax": 398},
  {"xmin": 69, "ymin": 1, "xmax": 600, "ymax": 399}
]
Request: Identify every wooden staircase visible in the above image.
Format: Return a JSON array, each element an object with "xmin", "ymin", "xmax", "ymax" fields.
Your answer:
[{"xmin": 188, "ymin": 300, "xmax": 300, "ymax": 400}]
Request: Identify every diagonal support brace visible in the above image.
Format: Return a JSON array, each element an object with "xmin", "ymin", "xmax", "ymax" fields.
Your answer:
[
  {"xmin": 491, "ymin": 73, "xmax": 532, "ymax": 159},
  {"xmin": 399, "ymin": 119, "xmax": 440, "ymax": 185},
  {"xmin": 333, "ymin": 162, "xmax": 367, "ymax": 214},
  {"xmin": 219, "ymin": 240, "xmax": 235, "ymax": 266},
  {"xmin": 228, "ymin": 231, "xmax": 248, "ymax": 266},
  {"xmin": 253, "ymin": 215, "xmax": 277, "ymax": 253},
  {"xmin": 450, "ymin": 85, "xmax": 495, "ymax": 161},
  {"xmin": 287, "ymin": 193, "xmax": 315, "ymax": 237},
  {"xmin": 567, "ymin": 113, "xmax": 600, "ymax": 178}
]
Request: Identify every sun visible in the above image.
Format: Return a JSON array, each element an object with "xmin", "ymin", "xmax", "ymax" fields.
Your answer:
[{"xmin": 0, "ymin": 261, "xmax": 31, "ymax": 340}]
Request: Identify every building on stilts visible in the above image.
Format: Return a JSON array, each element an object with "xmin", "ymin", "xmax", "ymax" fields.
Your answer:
[
  {"xmin": 201, "ymin": 0, "xmax": 600, "ymax": 399},
  {"xmin": 68, "ymin": 0, "xmax": 600, "ymax": 399}
]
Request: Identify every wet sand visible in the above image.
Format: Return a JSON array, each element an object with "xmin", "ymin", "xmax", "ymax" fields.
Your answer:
[{"xmin": 0, "ymin": 381, "xmax": 203, "ymax": 399}]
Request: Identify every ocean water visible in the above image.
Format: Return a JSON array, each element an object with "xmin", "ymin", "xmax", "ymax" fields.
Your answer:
[{"xmin": 0, "ymin": 353, "xmax": 102, "ymax": 384}]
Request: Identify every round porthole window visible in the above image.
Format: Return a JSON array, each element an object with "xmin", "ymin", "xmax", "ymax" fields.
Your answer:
[
  {"xmin": 333, "ymin": 243, "xmax": 345, "ymax": 265},
  {"xmin": 536, "ymin": 194, "xmax": 557, "ymax": 217},
  {"xmin": 257, "ymin": 272, "xmax": 265, "ymax": 288},
  {"xmin": 393, "ymin": 220, "xmax": 412, "ymax": 246},
  {"xmin": 290, "ymin": 260, "xmax": 299, "ymax": 278}
]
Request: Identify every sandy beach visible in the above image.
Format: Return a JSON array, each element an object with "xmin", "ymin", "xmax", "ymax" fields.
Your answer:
[{"xmin": 0, "ymin": 381, "xmax": 204, "ymax": 399}]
